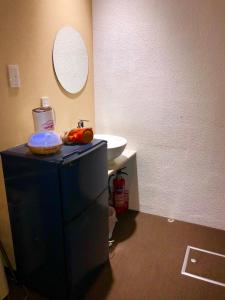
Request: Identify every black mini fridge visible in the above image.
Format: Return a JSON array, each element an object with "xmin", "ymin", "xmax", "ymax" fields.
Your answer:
[{"xmin": 1, "ymin": 140, "xmax": 109, "ymax": 299}]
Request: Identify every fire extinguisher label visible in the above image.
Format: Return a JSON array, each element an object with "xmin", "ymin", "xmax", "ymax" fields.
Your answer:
[
  {"xmin": 110, "ymin": 168, "xmax": 129, "ymax": 215},
  {"xmin": 114, "ymin": 193, "xmax": 125, "ymax": 207}
]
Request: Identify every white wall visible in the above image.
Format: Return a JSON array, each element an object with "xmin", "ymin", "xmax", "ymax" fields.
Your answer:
[{"xmin": 93, "ymin": 0, "xmax": 225, "ymax": 230}]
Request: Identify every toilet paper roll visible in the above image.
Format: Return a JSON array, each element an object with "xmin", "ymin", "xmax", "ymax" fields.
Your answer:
[{"xmin": 0, "ymin": 255, "xmax": 8, "ymax": 300}]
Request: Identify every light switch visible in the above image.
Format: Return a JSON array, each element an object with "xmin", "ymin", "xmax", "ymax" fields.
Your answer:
[{"xmin": 8, "ymin": 64, "xmax": 21, "ymax": 88}]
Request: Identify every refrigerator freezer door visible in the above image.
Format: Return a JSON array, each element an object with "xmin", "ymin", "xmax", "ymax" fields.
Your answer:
[{"xmin": 60, "ymin": 142, "xmax": 108, "ymax": 222}]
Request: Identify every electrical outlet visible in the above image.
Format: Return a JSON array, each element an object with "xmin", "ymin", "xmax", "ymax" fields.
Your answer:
[{"xmin": 8, "ymin": 64, "xmax": 21, "ymax": 88}]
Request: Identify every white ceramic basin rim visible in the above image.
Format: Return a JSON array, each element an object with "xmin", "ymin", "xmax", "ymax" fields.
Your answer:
[{"xmin": 94, "ymin": 134, "xmax": 127, "ymax": 161}]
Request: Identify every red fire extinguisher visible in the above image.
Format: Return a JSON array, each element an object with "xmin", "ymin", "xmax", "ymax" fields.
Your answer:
[{"xmin": 109, "ymin": 168, "xmax": 129, "ymax": 215}]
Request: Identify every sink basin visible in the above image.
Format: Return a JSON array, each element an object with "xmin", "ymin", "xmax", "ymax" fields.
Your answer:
[{"xmin": 94, "ymin": 134, "xmax": 127, "ymax": 161}]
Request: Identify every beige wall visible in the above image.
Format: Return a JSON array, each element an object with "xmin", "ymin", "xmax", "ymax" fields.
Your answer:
[
  {"xmin": 93, "ymin": 0, "xmax": 225, "ymax": 230},
  {"xmin": 0, "ymin": 0, "xmax": 94, "ymax": 265}
]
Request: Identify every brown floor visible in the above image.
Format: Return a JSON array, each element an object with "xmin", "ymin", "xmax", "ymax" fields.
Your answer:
[{"xmin": 6, "ymin": 211, "xmax": 225, "ymax": 300}]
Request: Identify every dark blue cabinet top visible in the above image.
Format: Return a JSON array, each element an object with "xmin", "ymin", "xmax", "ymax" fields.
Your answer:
[{"xmin": 1, "ymin": 139, "xmax": 106, "ymax": 164}]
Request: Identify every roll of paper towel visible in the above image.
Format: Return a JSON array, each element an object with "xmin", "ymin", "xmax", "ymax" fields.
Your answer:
[{"xmin": 0, "ymin": 255, "xmax": 8, "ymax": 300}]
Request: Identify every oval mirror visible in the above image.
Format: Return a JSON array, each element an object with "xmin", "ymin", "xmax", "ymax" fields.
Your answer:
[{"xmin": 53, "ymin": 26, "xmax": 88, "ymax": 94}]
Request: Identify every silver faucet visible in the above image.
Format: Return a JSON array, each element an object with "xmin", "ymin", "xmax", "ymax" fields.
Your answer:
[{"xmin": 77, "ymin": 119, "xmax": 89, "ymax": 128}]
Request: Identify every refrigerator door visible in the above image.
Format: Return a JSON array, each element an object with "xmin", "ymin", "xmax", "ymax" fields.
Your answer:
[{"xmin": 60, "ymin": 142, "xmax": 108, "ymax": 222}]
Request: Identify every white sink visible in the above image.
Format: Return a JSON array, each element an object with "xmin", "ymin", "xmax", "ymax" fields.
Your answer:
[{"xmin": 94, "ymin": 134, "xmax": 127, "ymax": 161}]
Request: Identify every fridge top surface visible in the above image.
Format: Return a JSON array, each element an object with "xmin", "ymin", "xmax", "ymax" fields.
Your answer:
[{"xmin": 1, "ymin": 139, "xmax": 106, "ymax": 164}]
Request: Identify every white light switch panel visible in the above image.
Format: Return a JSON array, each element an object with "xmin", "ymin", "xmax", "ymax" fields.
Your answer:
[{"xmin": 8, "ymin": 64, "xmax": 21, "ymax": 88}]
